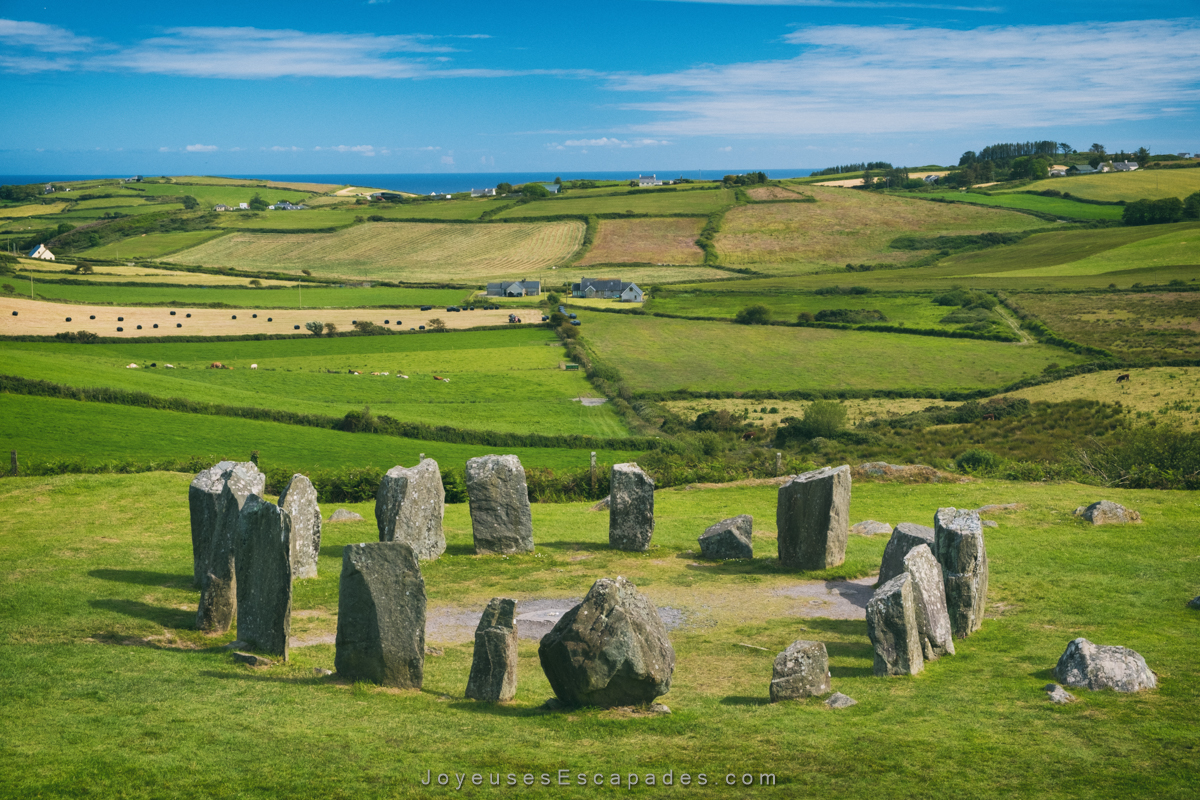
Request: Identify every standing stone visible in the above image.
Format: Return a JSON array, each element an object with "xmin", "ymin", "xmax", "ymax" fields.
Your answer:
[
  {"xmin": 698, "ymin": 514, "xmax": 753, "ymax": 560},
  {"xmin": 609, "ymin": 463, "xmax": 655, "ymax": 552},
  {"xmin": 234, "ymin": 496, "xmax": 292, "ymax": 659},
  {"xmin": 934, "ymin": 508, "xmax": 988, "ymax": 639},
  {"xmin": 376, "ymin": 459, "xmax": 446, "ymax": 560},
  {"xmin": 866, "ymin": 573, "xmax": 924, "ymax": 677},
  {"xmin": 335, "ymin": 542, "xmax": 426, "ymax": 688},
  {"xmin": 196, "ymin": 463, "xmax": 264, "ymax": 633},
  {"xmin": 769, "ymin": 640, "xmax": 831, "ymax": 702},
  {"xmin": 279, "ymin": 474, "xmax": 321, "ymax": 580},
  {"xmin": 902, "ymin": 546, "xmax": 955, "ymax": 661},
  {"xmin": 538, "ymin": 577, "xmax": 675, "ymax": 708},
  {"xmin": 1054, "ymin": 638, "xmax": 1157, "ymax": 692},
  {"xmin": 1073, "ymin": 500, "xmax": 1142, "ymax": 525},
  {"xmin": 776, "ymin": 465, "xmax": 851, "ymax": 570},
  {"xmin": 878, "ymin": 523, "xmax": 935, "ymax": 585},
  {"xmin": 465, "ymin": 455, "xmax": 534, "ymax": 555},
  {"xmin": 465, "ymin": 598, "xmax": 518, "ymax": 702},
  {"xmin": 189, "ymin": 460, "xmax": 265, "ymax": 587}
]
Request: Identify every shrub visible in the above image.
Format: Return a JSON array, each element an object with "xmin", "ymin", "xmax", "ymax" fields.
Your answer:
[
  {"xmin": 796, "ymin": 311, "xmax": 814, "ymax": 323},
  {"xmin": 426, "ymin": 318, "xmax": 446, "ymax": 332},
  {"xmin": 815, "ymin": 308, "xmax": 888, "ymax": 324},
  {"xmin": 734, "ymin": 305, "xmax": 771, "ymax": 325},
  {"xmin": 304, "ymin": 321, "xmax": 325, "ymax": 336},
  {"xmin": 956, "ymin": 449, "xmax": 999, "ymax": 472}
]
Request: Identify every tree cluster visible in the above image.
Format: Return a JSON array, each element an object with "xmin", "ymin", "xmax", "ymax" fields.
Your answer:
[
  {"xmin": 722, "ymin": 172, "xmax": 768, "ymax": 186},
  {"xmin": 1122, "ymin": 197, "xmax": 1184, "ymax": 226},
  {"xmin": 815, "ymin": 162, "xmax": 892, "ymax": 177}
]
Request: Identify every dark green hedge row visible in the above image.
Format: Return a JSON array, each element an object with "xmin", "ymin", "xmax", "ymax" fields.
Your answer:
[
  {"xmin": 0, "ymin": 322, "xmax": 552, "ymax": 345},
  {"xmin": 997, "ymin": 292, "xmax": 1116, "ymax": 358}
]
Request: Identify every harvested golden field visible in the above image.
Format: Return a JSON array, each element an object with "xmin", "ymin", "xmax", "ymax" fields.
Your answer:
[
  {"xmin": 1002, "ymin": 367, "xmax": 1200, "ymax": 430},
  {"xmin": 167, "ymin": 221, "xmax": 586, "ymax": 282},
  {"xmin": 579, "ymin": 217, "xmax": 705, "ymax": 265},
  {"xmin": 1, "ymin": 202, "xmax": 69, "ymax": 218},
  {"xmin": 715, "ymin": 186, "xmax": 1048, "ymax": 270},
  {"xmin": 745, "ymin": 186, "xmax": 810, "ymax": 201},
  {"xmin": 0, "ymin": 296, "xmax": 537, "ymax": 339},
  {"xmin": 561, "ymin": 265, "xmax": 733, "ymax": 284}
]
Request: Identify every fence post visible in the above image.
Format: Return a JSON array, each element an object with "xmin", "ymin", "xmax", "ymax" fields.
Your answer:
[
  {"xmin": 590, "ymin": 451, "xmax": 597, "ymax": 492},
  {"xmin": 775, "ymin": 452, "xmax": 782, "ymax": 476},
  {"xmin": 10, "ymin": 450, "xmax": 17, "ymax": 476}
]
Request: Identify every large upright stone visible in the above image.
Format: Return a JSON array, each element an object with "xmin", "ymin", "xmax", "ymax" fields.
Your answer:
[
  {"xmin": 609, "ymin": 463, "xmax": 656, "ymax": 552},
  {"xmin": 466, "ymin": 455, "xmax": 534, "ymax": 555},
  {"xmin": 902, "ymin": 546, "xmax": 955, "ymax": 661},
  {"xmin": 776, "ymin": 465, "xmax": 851, "ymax": 570},
  {"xmin": 189, "ymin": 460, "xmax": 265, "ymax": 587},
  {"xmin": 234, "ymin": 496, "xmax": 292, "ymax": 658},
  {"xmin": 878, "ymin": 523, "xmax": 935, "ymax": 585},
  {"xmin": 538, "ymin": 577, "xmax": 675, "ymax": 708},
  {"xmin": 465, "ymin": 597, "xmax": 518, "ymax": 702},
  {"xmin": 335, "ymin": 542, "xmax": 426, "ymax": 688},
  {"xmin": 1054, "ymin": 638, "xmax": 1157, "ymax": 692},
  {"xmin": 195, "ymin": 463, "xmax": 264, "ymax": 633},
  {"xmin": 698, "ymin": 515, "xmax": 753, "ymax": 560},
  {"xmin": 866, "ymin": 573, "xmax": 924, "ymax": 677},
  {"xmin": 376, "ymin": 459, "xmax": 446, "ymax": 561},
  {"xmin": 769, "ymin": 640, "xmax": 831, "ymax": 702},
  {"xmin": 279, "ymin": 473, "xmax": 321, "ymax": 579},
  {"xmin": 934, "ymin": 507, "xmax": 989, "ymax": 639}
]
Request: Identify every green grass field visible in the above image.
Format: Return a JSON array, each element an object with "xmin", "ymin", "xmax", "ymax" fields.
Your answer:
[
  {"xmin": 0, "ymin": 394, "xmax": 635, "ymax": 472},
  {"xmin": 16, "ymin": 283, "xmax": 469, "ymax": 308},
  {"xmin": 1011, "ymin": 291, "xmax": 1200, "ymax": 359},
  {"xmin": 644, "ymin": 292, "xmax": 987, "ymax": 330},
  {"xmin": 0, "ymin": 472, "xmax": 1195, "ymax": 799},
  {"xmin": 80, "ymin": 230, "xmax": 229, "ymax": 259},
  {"xmin": 210, "ymin": 209, "xmax": 362, "ymax": 231},
  {"xmin": 577, "ymin": 311, "xmax": 1077, "ymax": 394},
  {"xmin": 975, "ymin": 227, "xmax": 1200, "ymax": 277},
  {"xmin": 54, "ymin": 203, "xmax": 186, "ymax": 222},
  {"xmin": 168, "ymin": 221, "xmax": 586, "ymax": 282},
  {"xmin": 132, "ymin": 184, "xmax": 314, "ymax": 205},
  {"xmin": 0, "ymin": 328, "xmax": 630, "ymax": 438},
  {"xmin": 0, "ymin": 201, "xmax": 69, "ymax": 218},
  {"xmin": 891, "ymin": 191, "xmax": 1125, "ymax": 221},
  {"xmin": 997, "ymin": 170, "xmax": 1200, "ymax": 202},
  {"xmin": 64, "ymin": 196, "xmax": 155, "ymax": 210},
  {"xmin": 495, "ymin": 188, "xmax": 733, "ymax": 218}
]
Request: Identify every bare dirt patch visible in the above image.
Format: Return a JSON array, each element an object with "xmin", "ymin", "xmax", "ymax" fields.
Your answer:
[{"xmin": 579, "ymin": 217, "xmax": 705, "ymax": 266}]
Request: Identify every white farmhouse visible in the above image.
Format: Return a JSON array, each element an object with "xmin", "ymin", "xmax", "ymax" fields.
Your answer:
[
  {"xmin": 637, "ymin": 174, "xmax": 662, "ymax": 187},
  {"xmin": 27, "ymin": 244, "xmax": 55, "ymax": 261}
]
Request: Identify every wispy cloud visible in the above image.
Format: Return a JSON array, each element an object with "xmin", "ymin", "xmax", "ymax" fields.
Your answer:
[
  {"xmin": 549, "ymin": 137, "xmax": 671, "ymax": 149},
  {"xmin": 611, "ymin": 20, "xmax": 1200, "ymax": 136},
  {"xmin": 0, "ymin": 19, "xmax": 96, "ymax": 51},
  {"xmin": 315, "ymin": 144, "xmax": 377, "ymax": 155},
  {"xmin": 185, "ymin": 144, "xmax": 218, "ymax": 152},
  {"xmin": 654, "ymin": 0, "xmax": 1001, "ymax": 10}
]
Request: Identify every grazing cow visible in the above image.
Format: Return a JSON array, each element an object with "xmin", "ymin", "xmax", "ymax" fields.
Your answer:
[
  {"xmin": 1116, "ymin": 373, "xmax": 1131, "ymax": 383},
  {"xmin": 741, "ymin": 431, "xmax": 755, "ymax": 441},
  {"xmin": 397, "ymin": 374, "xmax": 409, "ymax": 379},
  {"xmin": 126, "ymin": 363, "xmax": 139, "ymax": 369},
  {"xmin": 164, "ymin": 364, "xmax": 175, "ymax": 369},
  {"xmin": 982, "ymin": 413, "xmax": 996, "ymax": 421},
  {"xmin": 370, "ymin": 372, "xmax": 382, "ymax": 376},
  {"xmin": 433, "ymin": 375, "xmax": 450, "ymax": 382},
  {"xmin": 209, "ymin": 362, "xmax": 223, "ymax": 369},
  {"xmin": 250, "ymin": 364, "xmax": 257, "ymax": 370}
]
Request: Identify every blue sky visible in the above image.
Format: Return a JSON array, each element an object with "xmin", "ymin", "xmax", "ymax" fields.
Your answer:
[{"xmin": 2, "ymin": 1, "xmax": 1198, "ymax": 175}]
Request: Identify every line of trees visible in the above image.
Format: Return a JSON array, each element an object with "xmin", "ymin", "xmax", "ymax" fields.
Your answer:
[
  {"xmin": 815, "ymin": 162, "xmax": 892, "ymax": 177},
  {"xmin": 960, "ymin": 141, "xmax": 1062, "ymax": 167}
]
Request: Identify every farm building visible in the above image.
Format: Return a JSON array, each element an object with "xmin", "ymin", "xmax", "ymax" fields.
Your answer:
[
  {"xmin": 571, "ymin": 277, "xmax": 644, "ymax": 302},
  {"xmin": 1049, "ymin": 169, "xmax": 1067, "ymax": 177},
  {"xmin": 27, "ymin": 244, "xmax": 55, "ymax": 261},
  {"xmin": 637, "ymin": 175, "xmax": 662, "ymax": 187},
  {"xmin": 486, "ymin": 280, "xmax": 541, "ymax": 297},
  {"xmin": 213, "ymin": 204, "xmax": 231, "ymax": 212},
  {"xmin": 923, "ymin": 174, "xmax": 940, "ymax": 184},
  {"xmin": 1113, "ymin": 161, "xmax": 1139, "ymax": 172},
  {"xmin": 269, "ymin": 201, "xmax": 307, "ymax": 210},
  {"xmin": 471, "ymin": 188, "xmax": 496, "ymax": 197},
  {"xmin": 1068, "ymin": 164, "xmax": 1098, "ymax": 175}
]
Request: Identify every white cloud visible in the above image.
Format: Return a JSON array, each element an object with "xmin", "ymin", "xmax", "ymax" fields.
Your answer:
[
  {"xmin": 418, "ymin": 146, "xmax": 442, "ymax": 151},
  {"xmin": 612, "ymin": 20, "xmax": 1200, "ymax": 136},
  {"xmin": 0, "ymin": 19, "xmax": 96, "ymax": 52},
  {"xmin": 553, "ymin": 137, "xmax": 671, "ymax": 148},
  {"xmin": 268, "ymin": 145, "xmax": 304, "ymax": 152},
  {"xmin": 441, "ymin": 154, "xmax": 455, "ymax": 165},
  {"xmin": 185, "ymin": 144, "xmax": 218, "ymax": 152},
  {"xmin": 315, "ymin": 144, "xmax": 377, "ymax": 155},
  {"xmin": 158, "ymin": 147, "xmax": 171, "ymax": 152},
  {"xmin": 718, "ymin": 146, "xmax": 733, "ymax": 152},
  {"xmin": 653, "ymin": 0, "xmax": 1001, "ymax": 11}
]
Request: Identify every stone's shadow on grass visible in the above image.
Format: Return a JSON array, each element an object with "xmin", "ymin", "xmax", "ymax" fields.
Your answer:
[
  {"xmin": 88, "ymin": 568, "xmax": 191, "ymax": 588},
  {"xmin": 537, "ymin": 540, "xmax": 616, "ymax": 553},
  {"xmin": 88, "ymin": 598, "xmax": 195, "ymax": 629},
  {"xmin": 449, "ymin": 700, "xmax": 557, "ymax": 718},
  {"xmin": 801, "ymin": 618, "xmax": 875, "ymax": 678},
  {"xmin": 1029, "ymin": 667, "xmax": 1058, "ymax": 683},
  {"xmin": 719, "ymin": 696, "xmax": 771, "ymax": 707},
  {"xmin": 445, "ymin": 543, "xmax": 478, "ymax": 557},
  {"xmin": 198, "ymin": 670, "xmax": 330, "ymax": 686}
]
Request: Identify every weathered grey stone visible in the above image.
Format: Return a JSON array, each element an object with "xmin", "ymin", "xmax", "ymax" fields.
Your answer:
[
  {"xmin": 189, "ymin": 460, "xmax": 264, "ymax": 587},
  {"xmin": 233, "ymin": 496, "xmax": 292, "ymax": 658},
  {"xmin": 196, "ymin": 463, "xmax": 264, "ymax": 633},
  {"xmin": 975, "ymin": 503, "xmax": 1021, "ymax": 514},
  {"xmin": 769, "ymin": 639, "xmax": 831, "ymax": 702},
  {"xmin": 327, "ymin": 509, "xmax": 364, "ymax": 523},
  {"xmin": 851, "ymin": 520, "xmax": 892, "ymax": 537},
  {"xmin": 902, "ymin": 546, "xmax": 955, "ymax": 661},
  {"xmin": 866, "ymin": 573, "xmax": 924, "ymax": 677},
  {"xmin": 279, "ymin": 474, "xmax": 321, "ymax": 580},
  {"xmin": 1189, "ymin": 596, "xmax": 1200, "ymax": 610},
  {"xmin": 934, "ymin": 507, "xmax": 989, "ymax": 639},
  {"xmin": 466, "ymin": 455, "xmax": 534, "ymax": 555},
  {"xmin": 1054, "ymin": 638, "xmax": 1156, "ymax": 693},
  {"xmin": 538, "ymin": 577, "xmax": 675, "ymax": 708},
  {"xmin": 825, "ymin": 692, "xmax": 857, "ymax": 709},
  {"xmin": 1074, "ymin": 500, "xmax": 1142, "ymax": 525},
  {"xmin": 376, "ymin": 459, "xmax": 446, "ymax": 561},
  {"xmin": 335, "ymin": 542, "xmax": 426, "ymax": 688},
  {"xmin": 232, "ymin": 652, "xmax": 273, "ymax": 666},
  {"xmin": 776, "ymin": 465, "xmax": 851, "ymax": 570},
  {"xmin": 878, "ymin": 522, "xmax": 935, "ymax": 585},
  {"xmin": 1044, "ymin": 683, "xmax": 1076, "ymax": 704},
  {"xmin": 313, "ymin": 668, "xmax": 333, "ymax": 677},
  {"xmin": 609, "ymin": 463, "xmax": 655, "ymax": 552},
  {"xmin": 465, "ymin": 597, "xmax": 518, "ymax": 702},
  {"xmin": 698, "ymin": 515, "xmax": 753, "ymax": 559},
  {"xmin": 982, "ymin": 519, "xmax": 998, "ymax": 528}
]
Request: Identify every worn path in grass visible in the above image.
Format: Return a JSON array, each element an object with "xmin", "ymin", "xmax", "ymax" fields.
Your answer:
[{"xmin": 0, "ymin": 472, "xmax": 1196, "ymax": 799}]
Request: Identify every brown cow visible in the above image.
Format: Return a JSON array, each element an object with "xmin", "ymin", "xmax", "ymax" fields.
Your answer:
[{"xmin": 1116, "ymin": 373, "xmax": 1131, "ymax": 383}]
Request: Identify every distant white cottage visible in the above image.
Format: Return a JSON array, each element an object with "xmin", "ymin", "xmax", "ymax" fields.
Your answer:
[
  {"xmin": 637, "ymin": 174, "xmax": 662, "ymax": 187},
  {"xmin": 238, "ymin": 203, "xmax": 249, "ymax": 210},
  {"xmin": 471, "ymin": 188, "xmax": 497, "ymax": 198},
  {"xmin": 1113, "ymin": 161, "xmax": 1139, "ymax": 172},
  {"xmin": 213, "ymin": 204, "xmax": 231, "ymax": 212},
  {"xmin": 486, "ymin": 280, "xmax": 541, "ymax": 297},
  {"xmin": 27, "ymin": 244, "xmax": 55, "ymax": 261},
  {"xmin": 572, "ymin": 276, "xmax": 644, "ymax": 302}
]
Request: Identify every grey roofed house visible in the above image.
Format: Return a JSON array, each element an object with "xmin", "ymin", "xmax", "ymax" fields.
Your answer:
[
  {"xmin": 486, "ymin": 280, "xmax": 541, "ymax": 297},
  {"xmin": 1112, "ymin": 160, "xmax": 1139, "ymax": 172},
  {"xmin": 637, "ymin": 174, "xmax": 662, "ymax": 186},
  {"xmin": 470, "ymin": 188, "xmax": 496, "ymax": 197},
  {"xmin": 571, "ymin": 276, "xmax": 644, "ymax": 302},
  {"xmin": 1068, "ymin": 164, "xmax": 1098, "ymax": 175},
  {"xmin": 923, "ymin": 174, "xmax": 940, "ymax": 184}
]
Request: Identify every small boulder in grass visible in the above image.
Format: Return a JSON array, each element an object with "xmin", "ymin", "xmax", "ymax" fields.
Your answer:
[
  {"xmin": 1073, "ymin": 500, "xmax": 1141, "ymax": 525},
  {"xmin": 698, "ymin": 515, "xmax": 753, "ymax": 560},
  {"xmin": 1054, "ymin": 638, "xmax": 1156, "ymax": 693},
  {"xmin": 824, "ymin": 692, "xmax": 857, "ymax": 709},
  {"xmin": 851, "ymin": 520, "xmax": 892, "ymax": 537},
  {"xmin": 1044, "ymin": 683, "xmax": 1075, "ymax": 704},
  {"xmin": 232, "ymin": 652, "xmax": 273, "ymax": 667},
  {"xmin": 328, "ymin": 508, "xmax": 365, "ymax": 523},
  {"xmin": 769, "ymin": 640, "xmax": 831, "ymax": 702}
]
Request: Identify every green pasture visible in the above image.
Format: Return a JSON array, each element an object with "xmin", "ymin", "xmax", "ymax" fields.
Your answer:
[
  {"xmin": 645, "ymin": 292, "xmax": 975, "ymax": 330},
  {"xmin": 79, "ymin": 230, "xmax": 228, "ymax": 259},
  {"xmin": 1011, "ymin": 292, "xmax": 1200, "ymax": 360},
  {"xmin": 20, "ymin": 282, "xmax": 468, "ymax": 308},
  {"xmin": 0, "ymin": 328, "xmax": 630, "ymax": 439},
  {"xmin": 998, "ymin": 169, "xmax": 1200, "ymax": 202},
  {"xmin": 893, "ymin": 191, "xmax": 1124, "ymax": 221},
  {"xmin": 133, "ymin": 183, "xmax": 313, "ymax": 205},
  {"xmin": 0, "ymin": 472, "xmax": 1196, "ymax": 799},
  {"xmin": 66, "ymin": 196, "xmax": 156, "ymax": 210},
  {"xmin": 495, "ymin": 188, "xmax": 733, "ymax": 218},
  {"xmin": 367, "ymin": 200, "xmax": 504, "ymax": 221},
  {"xmin": 577, "ymin": 311, "xmax": 1080, "ymax": 394},
  {"xmin": 54, "ymin": 203, "xmax": 186, "ymax": 223},
  {"xmin": 0, "ymin": 201, "xmax": 70, "ymax": 218},
  {"xmin": 974, "ymin": 227, "xmax": 1200, "ymax": 277},
  {"xmin": 0, "ymin": 394, "xmax": 634, "ymax": 472},
  {"xmin": 211, "ymin": 209, "xmax": 363, "ymax": 231}
]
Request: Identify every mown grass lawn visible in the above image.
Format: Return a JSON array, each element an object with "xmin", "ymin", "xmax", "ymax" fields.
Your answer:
[
  {"xmin": 578, "ymin": 311, "xmax": 1080, "ymax": 395},
  {"xmin": 0, "ymin": 472, "xmax": 1196, "ymax": 799}
]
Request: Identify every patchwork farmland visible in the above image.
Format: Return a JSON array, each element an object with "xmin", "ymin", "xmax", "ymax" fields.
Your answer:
[{"xmin": 579, "ymin": 217, "xmax": 706, "ymax": 265}]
